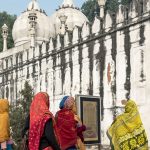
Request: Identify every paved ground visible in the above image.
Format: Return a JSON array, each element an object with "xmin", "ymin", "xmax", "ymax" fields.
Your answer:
[
  {"xmin": 85, "ymin": 145, "xmax": 150, "ymax": 150},
  {"xmin": 86, "ymin": 145, "xmax": 111, "ymax": 150}
]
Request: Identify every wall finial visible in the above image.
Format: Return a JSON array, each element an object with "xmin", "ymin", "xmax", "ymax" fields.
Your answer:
[{"xmin": 97, "ymin": 0, "xmax": 106, "ymax": 18}]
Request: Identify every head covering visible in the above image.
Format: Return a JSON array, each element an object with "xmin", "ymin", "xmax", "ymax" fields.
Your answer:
[
  {"xmin": 0, "ymin": 99, "xmax": 10, "ymax": 142},
  {"xmin": 59, "ymin": 96, "xmax": 69, "ymax": 109},
  {"xmin": 125, "ymin": 99, "xmax": 137, "ymax": 113},
  {"xmin": 29, "ymin": 92, "xmax": 59, "ymax": 150},
  {"xmin": 59, "ymin": 96, "xmax": 75, "ymax": 110},
  {"xmin": 107, "ymin": 100, "xmax": 148, "ymax": 150},
  {"xmin": 64, "ymin": 96, "xmax": 75, "ymax": 109}
]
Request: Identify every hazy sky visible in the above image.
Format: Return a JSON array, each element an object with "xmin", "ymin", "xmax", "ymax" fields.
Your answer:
[{"xmin": 0, "ymin": 0, "xmax": 85, "ymax": 16}]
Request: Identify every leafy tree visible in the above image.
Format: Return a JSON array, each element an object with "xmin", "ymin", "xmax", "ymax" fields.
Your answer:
[
  {"xmin": 121, "ymin": 0, "xmax": 131, "ymax": 6},
  {"xmin": 0, "ymin": 11, "xmax": 16, "ymax": 52},
  {"xmin": 81, "ymin": 0, "xmax": 132, "ymax": 22},
  {"xmin": 105, "ymin": 0, "xmax": 119, "ymax": 13},
  {"xmin": 81, "ymin": 0, "xmax": 99, "ymax": 22},
  {"xmin": 10, "ymin": 81, "xmax": 33, "ymax": 150}
]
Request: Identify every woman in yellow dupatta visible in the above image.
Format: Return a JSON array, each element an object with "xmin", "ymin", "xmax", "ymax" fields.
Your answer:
[
  {"xmin": 0, "ymin": 99, "xmax": 10, "ymax": 149},
  {"xmin": 107, "ymin": 99, "xmax": 148, "ymax": 150}
]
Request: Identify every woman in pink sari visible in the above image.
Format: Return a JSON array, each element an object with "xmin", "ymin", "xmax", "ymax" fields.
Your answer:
[{"xmin": 28, "ymin": 92, "xmax": 60, "ymax": 150}]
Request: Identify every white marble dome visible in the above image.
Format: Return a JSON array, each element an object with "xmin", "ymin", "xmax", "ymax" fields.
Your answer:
[
  {"xmin": 12, "ymin": 0, "xmax": 55, "ymax": 46},
  {"xmin": 50, "ymin": 0, "xmax": 89, "ymax": 35}
]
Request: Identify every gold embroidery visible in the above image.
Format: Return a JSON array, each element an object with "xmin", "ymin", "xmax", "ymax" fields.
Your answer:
[
  {"xmin": 130, "ymin": 139, "xmax": 137, "ymax": 149},
  {"xmin": 122, "ymin": 141, "xmax": 130, "ymax": 150}
]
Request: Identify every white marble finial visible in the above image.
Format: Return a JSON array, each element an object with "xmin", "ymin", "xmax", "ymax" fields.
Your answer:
[
  {"xmin": 28, "ymin": 0, "xmax": 40, "ymax": 11},
  {"xmin": 2, "ymin": 24, "xmax": 8, "ymax": 29},
  {"xmin": 62, "ymin": 0, "xmax": 75, "ymax": 7}
]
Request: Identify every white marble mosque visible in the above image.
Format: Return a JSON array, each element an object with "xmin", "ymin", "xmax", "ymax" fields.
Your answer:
[{"xmin": 0, "ymin": 0, "xmax": 150, "ymax": 146}]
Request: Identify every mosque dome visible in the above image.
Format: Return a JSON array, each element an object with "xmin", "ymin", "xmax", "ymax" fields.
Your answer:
[
  {"xmin": 12, "ymin": 0, "xmax": 55, "ymax": 46},
  {"xmin": 49, "ymin": 0, "xmax": 89, "ymax": 35}
]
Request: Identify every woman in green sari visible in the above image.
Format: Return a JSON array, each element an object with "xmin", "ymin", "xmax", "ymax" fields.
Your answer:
[{"xmin": 107, "ymin": 99, "xmax": 148, "ymax": 150}]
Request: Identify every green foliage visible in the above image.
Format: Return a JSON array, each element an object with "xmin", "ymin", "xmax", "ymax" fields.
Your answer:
[
  {"xmin": 81, "ymin": 0, "xmax": 99, "ymax": 22},
  {"xmin": 10, "ymin": 81, "xmax": 33, "ymax": 150},
  {"xmin": 81, "ymin": 0, "xmax": 132, "ymax": 22},
  {"xmin": 121, "ymin": 0, "xmax": 131, "ymax": 6},
  {"xmin": 0, "ymin": 11, "xmax": 16, "ymax": 52},
  {"xmin": 105, "ymin": 0, "xmax": 119, "ymax": 13}
]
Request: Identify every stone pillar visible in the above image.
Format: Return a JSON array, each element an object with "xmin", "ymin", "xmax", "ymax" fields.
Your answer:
[
  {"xmin": 59, "ymin": 14, "xmax": 67, "ymax": 35},
  {"xmin": 28, "ymin": 11, "xmax": 37, "ymax": 48},
  {"xmin": 2, "ymin": 24, "xmax": 8, "ymax": 51},
  {"xmin": 0, "ymin": 59, "xmax": 2, "ymax": 71}
]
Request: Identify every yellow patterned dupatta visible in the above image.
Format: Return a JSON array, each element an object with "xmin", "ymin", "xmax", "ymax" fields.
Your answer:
[
  {"xmin": 0, "ymin": 99, "xmax": 10, "ymax": 142},
  {"xmin": 107, "ymin": 100, "xmax": 148, "ymax": 150}
]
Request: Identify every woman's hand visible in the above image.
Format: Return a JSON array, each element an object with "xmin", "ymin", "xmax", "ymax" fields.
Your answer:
[{"xmin": 74, "ymin": 115, "xmax": 82, "ymax": 125}]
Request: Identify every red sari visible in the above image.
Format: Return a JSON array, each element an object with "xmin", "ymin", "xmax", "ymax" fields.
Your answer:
[
  {"xmin": 29, "ymin": 92, "xmax": 59, "ymax": 150},
  {"xmin": 56, "ymin": 108, "xmax": 77, "ymax": 150}
]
